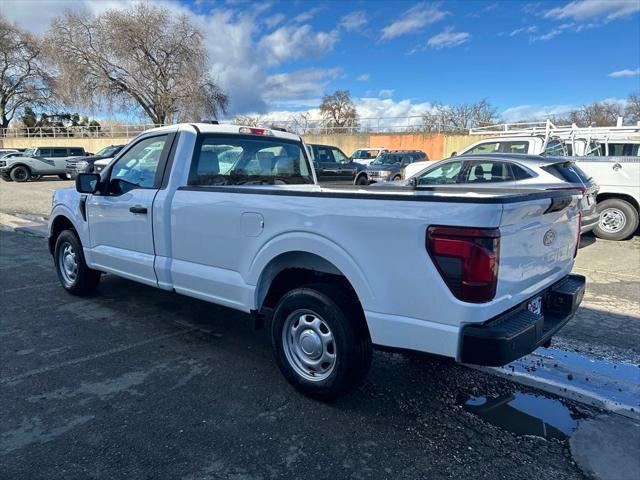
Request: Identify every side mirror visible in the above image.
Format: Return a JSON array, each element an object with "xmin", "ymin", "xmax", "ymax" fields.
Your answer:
[
  {"xmin": 451, "ymin": 151, "xmax": 458, "ymax": 157},
  {"xmin": 76, "ymin": 173, "xmax": 100, "ymax": 194}
]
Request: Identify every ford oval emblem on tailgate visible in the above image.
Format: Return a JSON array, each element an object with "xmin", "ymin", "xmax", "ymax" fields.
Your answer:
[{"xmin": 543, "ymin": 229, "xmax": 556, "ymax": 246}]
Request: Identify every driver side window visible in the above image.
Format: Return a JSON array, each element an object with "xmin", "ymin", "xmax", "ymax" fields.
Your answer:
[
  {"xmin": 418, "ymin": 161, "xmax": 463, "ymax": 185},
  {"xmin": 109, "ymin": 136, "xmax": 167, "ymax": 192}
]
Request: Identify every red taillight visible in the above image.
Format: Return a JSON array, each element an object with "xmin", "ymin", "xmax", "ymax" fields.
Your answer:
[
  {"xmin": 574, "ymin": 211, "xmax": 582, "ymax": 258},
  {"xmin": 238, "ymin": 127, "xmax": 274, "ymax": 136},
  {"xmin": 427, "ymin": 226, "xmax": 500, "ymax": 303}
]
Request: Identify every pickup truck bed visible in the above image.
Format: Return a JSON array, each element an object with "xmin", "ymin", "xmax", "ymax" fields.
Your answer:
[{"xmin": 48, "ymin": 123, "xmax": 585, "ymax": 399}]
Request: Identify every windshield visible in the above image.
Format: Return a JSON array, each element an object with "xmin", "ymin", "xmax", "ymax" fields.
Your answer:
[
  {"xmin": 542, "ymin": 162, "xmax": 592, "ymax": 185},
  {"xmin": 96, "ymin": 146, "xmax": 121, "ymax": 157},
  {"xmin": 371, "ymin": 153, "xmax": 397, "ymax": 165},
  {"xmin": 352, "ymin": 149, "xmax": 377, "ymax": 159}
]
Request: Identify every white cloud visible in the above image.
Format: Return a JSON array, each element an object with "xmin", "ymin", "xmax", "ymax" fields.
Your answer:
[
  {"xmin": 544, "ymin": 0, "xmax": 640, "ymax": 22},
  {"xmin": 507, "ymin": 25, "xmax": 537, "ymax": 36},
  {"xmin": 356, "ymin": 73, "xmax": 370, "ymax": 81},
  {"xmin": 608, "ymin": 68, "xmax": 640, "ymax": 78},
  {"xmin": 293, "ymin": 6, "xmax": 323, "ymax": 23},
  {"xmin": 2, "ymin": 0, "xmax": 342, "ymax": 116},
  {"xmin": 264, "ymin": 69, "xmax": 341, "ymax": 107},
  {"xmin": 427, "ymin": 28, "xmax": 471, "ymax": 49},
  {"xmin": 264, "ymin": 13, "xmax": 285, "ymax": 29},
  {"xmin": 381, "ymin": 2, "xmax": 449, "ymax": 40},
  {"xmin": 378, "ymin": 89, "xmax": 394, "ymax": 99},
  {"xmin": 340, "ymin": 10, "xmax": 367, "ymax": 31},
  {"xmin": 259, "ymin": 24, "xmax": 339, "ymax": 67},
  {"xmin": 501, "ymin": 97, "xmax": 628, "ymax": 121}
]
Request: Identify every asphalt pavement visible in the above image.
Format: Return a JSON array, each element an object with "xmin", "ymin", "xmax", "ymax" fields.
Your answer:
[{"xmin": 1, "ymin": 230, "xmax": 592, "ymax": 480}]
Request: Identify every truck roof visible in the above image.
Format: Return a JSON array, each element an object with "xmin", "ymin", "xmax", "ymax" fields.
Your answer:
[{"xmin": 143, "ymin": 123, "xmax": 303, "ymax": 142}]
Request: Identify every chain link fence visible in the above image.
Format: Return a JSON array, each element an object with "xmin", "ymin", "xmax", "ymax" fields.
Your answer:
[{"xmin": 1, "ymin": 116, "xmax": 464, "ymax": 139}]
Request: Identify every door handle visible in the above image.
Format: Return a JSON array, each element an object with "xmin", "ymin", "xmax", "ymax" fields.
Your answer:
[{"xmin": 129, "ymin": 205, "xmax": 148, "ymax": 214}]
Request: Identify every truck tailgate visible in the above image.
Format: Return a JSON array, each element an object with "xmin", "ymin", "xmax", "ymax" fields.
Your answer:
[{"xmin": 496, "ymin": 193, "xmax": 581, "ymax": 303}]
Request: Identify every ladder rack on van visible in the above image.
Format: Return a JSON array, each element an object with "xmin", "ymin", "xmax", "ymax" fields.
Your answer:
[{"xmin": 469, "ymin": 117, "xmax": 640, "ymax": 139}]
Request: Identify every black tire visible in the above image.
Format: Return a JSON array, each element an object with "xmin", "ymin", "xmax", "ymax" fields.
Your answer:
[
  {"xmin": 54, "ymin": 229, "xmax": 101, "ymax": 295},
  {"xmin": 58, "ymin": 173, "xmax": 70, "ymax": 180},
  {"xmin": 392, "ymin": 175, "xmax": 401, "ymax": 181},
  {"xmin": 1, "ymin": 174, "xmax": 12, "ymax": 182},
  {"xmin": 270, "ymin": 283, "xmax": 372, "ymax": 400},
  {"xmin": 10, "ymin": 165, "xmax": 30, "ymax": 182},
  {"xmin": 355, "ymin": 175, "xmax": 368, "ymax": 185},
  {"xmin": 593, "ymin": 198, "xmax": 639, "ymax": 241}
]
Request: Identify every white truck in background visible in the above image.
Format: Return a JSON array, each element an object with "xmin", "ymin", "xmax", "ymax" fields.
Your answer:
[{"xmin": 48, "ymin": 123, "xmax": 585, "ymax": 399}]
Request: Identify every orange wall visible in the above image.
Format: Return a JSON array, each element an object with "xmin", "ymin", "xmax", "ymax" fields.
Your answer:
[{"xmin": 370, "ymin": 133, "xmax": 445, "ymax": 160}]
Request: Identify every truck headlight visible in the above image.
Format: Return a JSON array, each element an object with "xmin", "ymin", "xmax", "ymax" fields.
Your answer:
[{"xmin": 76, "ymin": 160, "xmax": 89, "ymax": 171}]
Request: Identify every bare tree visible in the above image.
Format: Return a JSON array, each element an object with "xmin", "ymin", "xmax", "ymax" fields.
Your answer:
[
  {"xmin": 231, "ymin": 115, "xmax": 264, "ymax": 127},
  {"xmin": 45, "ymin": 3, "xmax": 227, "ymax": 125},
  {"xmin": 0, "ymin": 15, "xmax": 52, "ymax": 129},
  {"xmin": 573, "ymin": 101, "xmax": 623, "ymax": 127},
  {"xmin": 319, "ymin": 90, "xmax": 359, "ymax": 133},
  {"xmin": 289, "ymin": 111, "xmax": 312, "ymax": 134},
  {"xmin": 625, "ymin": 92, "xmax": 640, "ymax": 123},
  {"xmin": 422, "ymin": 99, "xmax": 499, "ymax": 132}
]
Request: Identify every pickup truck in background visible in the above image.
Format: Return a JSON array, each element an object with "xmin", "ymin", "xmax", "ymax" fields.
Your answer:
[{"xmin": 48, "ymin": 123, "xmax": 585, "ymax": 399}]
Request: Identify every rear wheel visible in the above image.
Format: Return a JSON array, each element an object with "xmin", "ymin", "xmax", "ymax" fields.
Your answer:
[
  {"xmin": 270, "ymin": 284, "xmax": 372, "ymax": 400},
  {"xmin": 392, "ymin": 175, "xmax": 402, "ymax": 181},
  {"xmin": 593, "ymin": 198, "xmax": 639, "ymax": 241},
  {"xmin": 54, "ymin": 230, "xmax": 101, "ymax": 295},
  {"xmin": 58, "ymin": 173, "xmax": 71, "ymax": 180},
  {"xmin": 355, "ymin": 174, "xmax": 368, "ymax": 185},
  {"xmin": 10, "ymin": 165, "xmax": 30, "ymax": 182}
]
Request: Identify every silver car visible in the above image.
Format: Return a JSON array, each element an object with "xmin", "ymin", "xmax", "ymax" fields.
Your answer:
[
  {"xmin": 0, "ymin": 146, "xmax": 87, "ymax": 182},
  {"xmin": 390, "ymin": 153, "xmax": 599, "ymax": 234}
]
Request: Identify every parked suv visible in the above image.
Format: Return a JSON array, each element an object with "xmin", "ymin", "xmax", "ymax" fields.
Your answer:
[
  {"xmin": 309, "ymin": 144, "xmax": 366, "ymax": 184},
  {"xmin": 355, "ymin": 150, "xmax": 427, "ymax": 184},
  {"xmin": 66, "ymin": 144, "xmax": 126, "ymax": 179},
  {"xmin": 0, "ymin": 146, "xmax": 88, "ymax": 182}
]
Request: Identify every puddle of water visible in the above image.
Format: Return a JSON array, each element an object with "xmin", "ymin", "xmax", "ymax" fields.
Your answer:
[{"xmin": 463, "ymin": 391, "xmax": 580, "ymax": 440}]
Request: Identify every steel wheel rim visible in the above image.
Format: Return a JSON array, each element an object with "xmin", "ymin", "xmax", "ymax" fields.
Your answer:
[
  {"xmin": 282, "ymin": 309, "xmax": 336, "ymax": 382},
  {"xmin": 599, "ymin": 208, "xmax": 626, "ymax": 233},
  {"xmin": 58, "ymin": 242, "xmax": 78, "ymax": 286}
]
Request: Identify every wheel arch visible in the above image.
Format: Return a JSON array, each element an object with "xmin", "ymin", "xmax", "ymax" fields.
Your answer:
[
  {"xmin": 48, "ymin": 213, "xmax": 80, "ymax": 255},
  {"xmin": 249, "ymin": 233, "xmax": 375, "ymax": 314},
  {"xmin": 596, "ymin": 192, "xmax": 640, "ymax": 212}
]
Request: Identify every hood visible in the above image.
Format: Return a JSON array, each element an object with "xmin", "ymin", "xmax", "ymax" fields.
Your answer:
[{"xmin": 66, "ymin": 154, "xmax": 109, "ymax": 164}]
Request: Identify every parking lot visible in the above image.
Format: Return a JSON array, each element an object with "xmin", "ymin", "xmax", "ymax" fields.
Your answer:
[{"xmin": 1, "ymin": 179, "xmax": 639, "ymax": 479}]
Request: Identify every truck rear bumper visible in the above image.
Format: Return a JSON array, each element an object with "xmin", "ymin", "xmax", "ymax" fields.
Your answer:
[{"xmin": 460, "ymin": 274, "xmax": 586, "ymax": 366}]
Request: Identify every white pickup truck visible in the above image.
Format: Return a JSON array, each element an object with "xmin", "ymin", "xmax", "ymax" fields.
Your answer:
[{"xmin": 48, "ymin": 123, "xmax": 585, "ymax": 399}]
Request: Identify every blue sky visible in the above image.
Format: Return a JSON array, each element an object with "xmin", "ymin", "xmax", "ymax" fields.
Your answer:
[{"xmin": 4, "ymin": 0, "xmax": 640, "ymax": 121}]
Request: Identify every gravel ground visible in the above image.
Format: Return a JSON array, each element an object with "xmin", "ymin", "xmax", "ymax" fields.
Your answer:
[{"xmin": 0, "ymin": 231, "xmax": 590, "ymax": 480}]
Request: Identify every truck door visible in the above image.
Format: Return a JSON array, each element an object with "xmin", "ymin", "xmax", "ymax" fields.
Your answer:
[
  {"xmin": 86, "ymin": 134, "xmax": 171, "ymax": 286},
  {"xmin": 315, "ymin": 146, "xmax": 340, "ymax": 183}
]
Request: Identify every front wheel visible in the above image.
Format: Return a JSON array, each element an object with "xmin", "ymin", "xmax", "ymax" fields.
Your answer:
[
  {"xmin": 355, "ymin": 175, "xmax": 368, "ymax": 185},
  {"xmin": 270, "ymin": 284, "xmax": 372, "ymax": 400},
  {"xmin": 593, "ymin": 198, "xmax": 639, "ymax": 241},
  {"xmin": 10, "ymin": 165, "xmax": 30, "ymax": 182},
  {"xmin": 392, "ymin": 175, "xmax": 402, "ymax": 182},
  {"xmin": 54, "ymin": 230, "xmax": 101, "ymax": 295}
]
